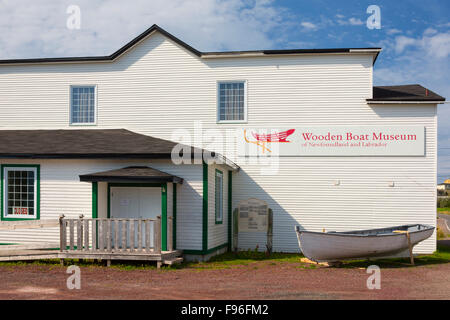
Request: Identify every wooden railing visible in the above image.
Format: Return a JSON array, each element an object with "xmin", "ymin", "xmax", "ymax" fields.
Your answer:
[
  {"xmin": 59, "ymin": 215, "xmax": 162, "ymax": 254},
  {"xmin": 0, "ymin": 219, "xmax": 59, "ymax": 230}
]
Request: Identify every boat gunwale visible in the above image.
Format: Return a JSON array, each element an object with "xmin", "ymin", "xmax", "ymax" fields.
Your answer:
[{"xmin": 295, "ymin": 224, "xmax": 434, "ymax": 238}]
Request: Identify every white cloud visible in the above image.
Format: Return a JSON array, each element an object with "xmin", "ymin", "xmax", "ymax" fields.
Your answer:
[
  {"xmin": 348, "ymin": 18, "xmax": 364, "ymax": 26},
  {"xmin": 0, "ymin": 0, "xmax": 292, "ymax": 59},
  {"xmin": 423, "ymin": 27, "xmax": 437, "ymax": 35},
  {"xmin": 300, "ymin": 21, "xmax": 317, "ymax": 30},
  {"xmin": 287, "ymin": 40, "xmax": 315, "ymax": 48},
  {"xmin": 337, "ymin": 17, "xmax": 364, "ymax": 26},
  {"xmin": 374, "ymin": 28, "xmax": 450, "ymax": 180},
  {"xmin": 426, "ymin": 32, "xmax": 450, "ymax": 58},
  {"xmin": 393, "ymin": 30, "xmax": 450, "ymax": 58},
  {"xmin": 394, "ymin": 36, "xmax": 417, "ymax": 53},
  {"xmin": 386, "ymin": 28, "xmax": 401, "ymax": 35}
]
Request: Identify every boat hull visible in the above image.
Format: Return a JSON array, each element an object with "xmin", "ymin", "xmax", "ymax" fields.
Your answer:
[{"xmin": 295, "ymin": 224, "xmax": 434, "ymax": 262}]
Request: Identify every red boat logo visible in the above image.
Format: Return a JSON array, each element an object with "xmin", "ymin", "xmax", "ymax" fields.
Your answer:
[{"xmin": 244, "ymin": 129, "xmax": 295, "ymax": 153}]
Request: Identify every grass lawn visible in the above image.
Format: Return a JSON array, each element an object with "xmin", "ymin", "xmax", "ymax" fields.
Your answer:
[
  {"xmin": 0, "ymin": 245, "xmax": 448, "ymax": 271},
  {"xmin": 437, "ymin": 208, "xmax": 450, "ymax": 214},
  {"xmin": 177, "ymin": 244, "xmax": 450, "ymax": 270}
]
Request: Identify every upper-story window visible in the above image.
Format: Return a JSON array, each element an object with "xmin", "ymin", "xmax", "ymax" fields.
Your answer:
[
  {"xmin": 70, "ymin": 86, "xmax": 96, "ymax": 124},
  {"xmin": 217, "ymin": 81, "xmax": 247, "ymax": 123}
]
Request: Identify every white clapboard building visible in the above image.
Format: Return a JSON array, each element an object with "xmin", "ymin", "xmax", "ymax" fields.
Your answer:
[{"xmin": 0, "ymin": 25, "xmax": 445, "ymax": 260}]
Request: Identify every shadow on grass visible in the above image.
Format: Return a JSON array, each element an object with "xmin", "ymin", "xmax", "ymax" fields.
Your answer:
[{"xmin": 170, "ymin": 250, "xmax": 306, "ymax": 270}]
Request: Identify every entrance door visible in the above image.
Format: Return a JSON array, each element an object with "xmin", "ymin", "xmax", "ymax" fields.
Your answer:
[
  {"xmin": 110, "ymin": 187, "xmax": 161, "ymax": 219},
  {"xmin": 110, "ymin": 187, "xmax": 161, "ymax": 248}
]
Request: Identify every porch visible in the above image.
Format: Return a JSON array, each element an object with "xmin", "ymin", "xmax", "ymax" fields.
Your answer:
[
  {"xmin": 78, "ymin": 165, "xmax": 183, "ymax": 265},
  {"xmin": 58, "ymin": 215, "xmax": 182, "ymax": 267},
  {"xmin": 0, "ymin": 216, "xmax": 182, "ymax": 267}
]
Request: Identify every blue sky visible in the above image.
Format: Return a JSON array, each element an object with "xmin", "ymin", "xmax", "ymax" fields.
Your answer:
[{"xmin": 0, "ymin": 0, "xmax": 449, "ymax": 180}]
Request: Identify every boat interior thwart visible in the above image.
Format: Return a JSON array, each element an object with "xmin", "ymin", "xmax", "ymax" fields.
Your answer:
[{"xmin": 295, "ymin": 224, "xmax": 435, "ymax": 264}]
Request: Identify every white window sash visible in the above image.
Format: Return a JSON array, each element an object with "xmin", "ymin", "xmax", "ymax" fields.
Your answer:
[
  {"xmin": 3, "ymin": 167, "xmax": 37, "ymax": 219},
  {"xmin": 217, "ymin": 81, "xmax": 247, "ymax": 123},
  {"xmin": 70, "ymin": 85, "xmax": 97, "ymax": 125}
]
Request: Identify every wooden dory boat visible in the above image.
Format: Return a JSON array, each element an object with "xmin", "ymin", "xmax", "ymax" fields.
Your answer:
[{"xmin": 295, "ymin": 224, "xmax": 434, "ymax": 263}]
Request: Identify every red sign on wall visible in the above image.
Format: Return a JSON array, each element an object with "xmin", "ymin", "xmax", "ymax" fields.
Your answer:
[{"xmin": 13, "ymin": 207, "xmax": 28, "ymax": 215}]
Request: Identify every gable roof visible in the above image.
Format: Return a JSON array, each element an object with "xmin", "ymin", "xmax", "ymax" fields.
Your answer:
[
  {"xmin": 368, "ymin": 84, "xmax": 445, "ymax": 103},
  {"xmin": 0, "ymin": 24, "xmax": 381, "ymax": 65}
]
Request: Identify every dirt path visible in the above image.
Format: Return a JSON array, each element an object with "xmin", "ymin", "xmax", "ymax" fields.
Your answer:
[{"xmin": 0, "ymin": 261, "xmax": 448, "ymax": 300}]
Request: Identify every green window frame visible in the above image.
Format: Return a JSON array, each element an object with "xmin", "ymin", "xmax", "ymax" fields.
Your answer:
[
  {"xmin": 215, "ymin": 169, "xmax": 223, "ymax": 224},
  {"xmin": 1, "ymin": 164, "xmax": 40, "ymax": 221}
]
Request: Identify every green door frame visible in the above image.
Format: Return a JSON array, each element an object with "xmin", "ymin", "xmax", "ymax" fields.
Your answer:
[{"xmin": 105, "ymin": 182, "xmax": 168, "ymax": 251}]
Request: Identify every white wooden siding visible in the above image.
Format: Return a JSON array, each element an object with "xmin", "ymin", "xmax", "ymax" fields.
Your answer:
[
  {"xmin": 98, "ymin": 182, "xmax": 108, "ymax": 218},
  {"xmin": 233, "ymin": 105, "xmax": 437, "ymax": 254},
  {"xmin": 207, "ymin": 163, "xmax": 229, "ymax": 250},
  {"xmin": 0, "ymin": 31, "xmax": 438, "ymax": 253},
  {"xmin": 147, "ymin": 162, "xmax": 203, "ymax": 251},
  {"xmin": 0, "ymin": 159, "xmax": 203, "ymax": 250}
]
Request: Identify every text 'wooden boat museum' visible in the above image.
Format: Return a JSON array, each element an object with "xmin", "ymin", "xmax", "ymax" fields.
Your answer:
[{"xmin": 0, "ymin": 25, "xmax": 445, "ymax": 264}]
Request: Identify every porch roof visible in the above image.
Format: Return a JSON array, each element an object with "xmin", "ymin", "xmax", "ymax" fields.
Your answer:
[
  {"xmin": 79, "ymin": 166, "xmax": 183, "ymax": 184},
  {"xmin": 0, "ymin": 129, "xmax": 201, "ymax": 158},
  {"xmin": 0, "ymin": 129, "xmax": 240, "ymax": 171}
]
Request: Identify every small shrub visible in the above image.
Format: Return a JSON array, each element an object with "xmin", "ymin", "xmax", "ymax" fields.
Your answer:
[
  {"xmin": 438, "ymin": 198, "xmax": 450, "ymax": 208},
  {"xmin": 437, "ymin": 227, "xmax": 446, "ymax": 240}
]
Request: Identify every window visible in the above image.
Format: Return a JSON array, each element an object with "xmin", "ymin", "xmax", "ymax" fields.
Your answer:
[
  {"xmin": 2, "ymin": 165, "xmax": 39, "ymax": 220},
  {"xmin": 70, "ymin": 86, "xmax": 96, "ymax": 124},
  {"xmin": 215, "ymin": 169, "xmax": 223, "ymax": 224},
  {"xmin": 217, "ymin": 81, "xmax": 246, "ymax": 122}
]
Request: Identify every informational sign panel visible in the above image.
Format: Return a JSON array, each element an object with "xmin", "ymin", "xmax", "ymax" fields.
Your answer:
[
  {"xmin": 238, "ymin": 126, "xmax": 425, "ymax": 157},
  {"xmin": 238, "ymin": 198, "xmax": 269, "ymax": 232}
]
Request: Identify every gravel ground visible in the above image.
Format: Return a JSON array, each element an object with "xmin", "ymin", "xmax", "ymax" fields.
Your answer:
[
  {"xmin": 438, "ymin": 213, "xmax": 450, "ymax": 225},
  {"xmin": 0, "ymin": 260, "xmax": 448, "ymax": 300}
]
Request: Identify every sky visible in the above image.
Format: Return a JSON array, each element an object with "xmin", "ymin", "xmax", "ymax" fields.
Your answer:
[{"xmin": 0, "ymin": 0, "xmax": 449, "ymax": 180}]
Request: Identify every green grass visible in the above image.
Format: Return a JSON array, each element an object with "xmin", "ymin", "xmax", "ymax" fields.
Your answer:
[
  {"xmin": 0, "ymin": 258, "xmax": 160, "ymax": 271},
  {"xmin": 171, "ymin": 250, "xmax": 305, "ymax": 270},
  {"xmin": 437, "ymin": 227, "xmax": 446, "ymax": 240},
  {"xmin": 438, "ymin": 208, "xmax": 450, "ymax": 214},
  {"xmin": 0, "ymin": 245, "xmax": 448, "ymax": 271}
]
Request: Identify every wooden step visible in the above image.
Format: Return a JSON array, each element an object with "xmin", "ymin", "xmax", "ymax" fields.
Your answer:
[{"xmin": 163, "ymin": 257, "xmax": 183, "ymax": 265}]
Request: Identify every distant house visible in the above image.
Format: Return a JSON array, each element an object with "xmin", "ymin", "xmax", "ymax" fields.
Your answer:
[{"xmin": 438, "ymin": 180, "xmax": 450, "ymax": 195}]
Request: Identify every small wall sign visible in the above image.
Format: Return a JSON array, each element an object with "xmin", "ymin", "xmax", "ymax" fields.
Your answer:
[
  {"xmin": 233, "ymin": 198, "xmax": 273, "ymax": 253},
  {"xmin": 237, "ymin": 198, "xmax": 269, "ymax": 232},
  {"xmin": 13, "ymin": 207, "xmax": 28, "ymax": 215}
]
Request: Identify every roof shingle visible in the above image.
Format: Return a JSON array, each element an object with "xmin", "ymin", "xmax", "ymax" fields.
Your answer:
[
  {"xmin": 0, "ymin": 129, "xmax": 201, "ymax": 159},
  {"xmin": 79, "ymin": 166, "xmax": 183, "ymax": 184},
  {"xmin": 369, "ymin": 84, "xmax": 445, "ymax": 102}
]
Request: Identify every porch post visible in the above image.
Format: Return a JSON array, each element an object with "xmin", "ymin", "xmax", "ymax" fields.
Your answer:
[
  {"xmin": 161, "ymin": 183, "xmax": 167, "ymax": 251},
  {"xmin": 92, "ymin": 182, "xmax": 98, "ymax": 218},
  {"xmin": 173, "ymin": 183, "xmax": 177, "ymax": 250}
]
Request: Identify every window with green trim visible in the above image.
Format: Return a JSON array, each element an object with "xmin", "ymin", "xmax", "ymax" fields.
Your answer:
[
  {"xmin": 2, "ymin": 166, "xmax": 39, "ymax": 220},
  {"xmin": 215, "ymin": 170, "xmax": 223, "ymax": 224}
]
